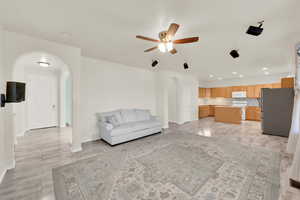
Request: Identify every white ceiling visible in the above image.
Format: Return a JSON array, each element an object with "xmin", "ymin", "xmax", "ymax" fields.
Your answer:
[{"xmin": 1, "ymin": 0, "xmax": 299, "ymax": 82}]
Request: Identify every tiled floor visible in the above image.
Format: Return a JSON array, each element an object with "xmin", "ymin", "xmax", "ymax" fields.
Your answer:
[{"xmin": 0, "ymin": 118, "xmax": 299, "ymax": 200}]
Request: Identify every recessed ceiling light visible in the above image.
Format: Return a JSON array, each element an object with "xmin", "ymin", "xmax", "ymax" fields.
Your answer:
[
  {"xmin": 239, "ymin": 74, "xmax": 244, "ymax": 78},
  {"xmin": 232, "ymin": 72, "xmax": 237, "ymax": 75},
  {"xmin": 262, "ymin": 67, "xmax": 268, "ymax": 71},
  {"xmin": 217, "ymin": 77, "xmax": 223, "ymax": 80},
  {"xmin": 264, "ymin": 71, "xmax": 270, "ymax": 75},
  {"xmin": 209, "ymin": 74, "xmax": 214, "ymax": 78},
  {"xmin": 37, "ymin": 61, "xmax": 50, "ymax": 67}
]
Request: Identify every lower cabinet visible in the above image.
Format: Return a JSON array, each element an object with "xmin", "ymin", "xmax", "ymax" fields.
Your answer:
[
  {"xmin": 246, "ymin": 106, "xmax": 261, "ymax": 121},
  {"xmin": 199, "ymin": 105, "xmax": 215, "ymax": 118},
  {"xmin": 208, "ymin": 105, "xmax": 215, "ymax": 116},
  {"xmin": 199, "ymin": 106, "xmax": 210, "ymax": 118}
]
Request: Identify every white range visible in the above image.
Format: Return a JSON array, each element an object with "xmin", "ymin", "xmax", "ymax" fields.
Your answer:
[{"xmin": 231, "ymin": 100, "xmax": 248, "ymax": 120}]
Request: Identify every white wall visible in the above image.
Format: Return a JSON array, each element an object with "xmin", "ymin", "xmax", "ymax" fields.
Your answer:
[
  {"xmin": 65, "ymin": 76, "xmax": 72, "ymax": 126},
  {"xmin": 80, "ymin": 57, "xmax": 157, "ymax": 142},
  {"xmin": 168, "ymin": 78, "xmax": 178, "ymax": 123},
  {"xmin": 200, "ymin": 72, "xmax": 290, "ymax": 88},
  {"xmin": 0, "ymin": 25, "xmax": 7, "ymax": 182}
]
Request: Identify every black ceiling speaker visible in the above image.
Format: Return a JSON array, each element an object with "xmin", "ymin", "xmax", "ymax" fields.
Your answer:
[
  {"xmin": 230, "ymin": 50, "xmax": 239, "ymax": 58},
  {"xmin": 183, "ymin": 62, "xmax": 189, "ymax": 69},
  {"xmin": 151, "ymin": 60, "xmax": 158, "ymax": 67},
  {"xmin": 246, "ymin": 21, "xmax": 264, "ymax": 36}
]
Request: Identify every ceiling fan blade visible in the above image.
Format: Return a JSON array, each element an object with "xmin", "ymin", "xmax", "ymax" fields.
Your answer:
[
  {"xmin": 136, "ymin": 35, "xmax": 160, "ymax": 42},
  {"xmin": 144, "ymin": 46, "xmax": 158, "ymax": 52},
  {"xmin": 173, "ymin": 37, "xmax": 199, "ymax": 44},
  {"xmin": 170, "ymin": 48, "xmax": 177, "ymax": 54},
  {"xmin": 166, "ymin": 23, "xmax": 180, "ymax": 39}
]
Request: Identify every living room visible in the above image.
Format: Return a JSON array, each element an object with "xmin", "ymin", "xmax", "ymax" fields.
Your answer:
[{"xmin": 0, "ymin": 1, "xmax": 300, "ymax": 200}]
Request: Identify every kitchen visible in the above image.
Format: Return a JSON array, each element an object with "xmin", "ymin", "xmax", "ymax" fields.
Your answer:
[{"xmin": 198, "ymin": 77, "xmax": 294, "ymax": 136}]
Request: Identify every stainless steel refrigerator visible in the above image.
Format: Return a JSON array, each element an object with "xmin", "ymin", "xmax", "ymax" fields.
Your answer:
[{"xmin": 261, "ymin": 88, "xmax": 294, "ymax": 137}]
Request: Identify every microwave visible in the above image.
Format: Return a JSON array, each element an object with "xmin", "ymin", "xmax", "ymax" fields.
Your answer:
[{"xmin": 232, "ymin": 91, "xmax": 247, "ymax": 98}]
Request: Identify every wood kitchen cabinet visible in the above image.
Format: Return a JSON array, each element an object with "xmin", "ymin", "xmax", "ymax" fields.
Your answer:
[
  {"xmin": 208, "ymin": 105, "xmax": 215, "ymax": 116},
  {"xmin": 209, "ymin": 87, "xmax": 231, "ymax": 98},
  {"xmin": 224, "ymin": 87, "xmax": 232, "ymax": 98},
  {"xmin": 232, "ymin": 86, "xmax": 246, "ymax": 92},
  {"xmin": 215, "ymin": 106, "xmax": 242, "ymax": 124},
  {"xmin": 205, "ymin": 88, "xmax": 211, "ymax": 97},
  {"xmin": 247, "ymin": 85, "xmax": 256, "ymax": 98},
  {"xmin": 281, "ymin": 77, "xmax": 294, "ymax": 88},
  {"xmin": 211, "ymin": 88, "xmax": 218, "ymax": 98},
  {"xmin": 199, "ymin": 88, "xmax": 211, "ymax": 98},
  {"xmin": 199, "ymin": 82, "xmax": 282, "ymax": 99},
  {"xmin": 246, "ymin": 106, "xmax": 261, "ymax": 121},
  {"xmin": 271, "ymin": 82, "xmax": 281, "ymax": 88},
  {"xmin": 199, "ymin": 88, "xmax": 206, "ymax": 98},
  {"xmin": 199, "ymin": 106, "xmax": 210, "ymax": 118}
]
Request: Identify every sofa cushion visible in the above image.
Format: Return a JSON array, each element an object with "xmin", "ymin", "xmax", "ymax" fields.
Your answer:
[
  {"xmin": 105, "ymin": 115, "xmax": 119, "ymax": 127},
  {"xmin": 121, "ymin": 109, "xmax": 137, "ymax": 123},
  {"xmin": 110, "ymin": 119, "xmax": 162, "ymax": 137},
  {"xmin": 135, "ymin": 109, "xmax": 151, "ymax": 121},
  {"xmin": 132, "ymin": 120, "xmax": 161, "ymax": 131},
  {"xmin": 97, "ymin": 110, "xmax": 124, "ymax": 125}
]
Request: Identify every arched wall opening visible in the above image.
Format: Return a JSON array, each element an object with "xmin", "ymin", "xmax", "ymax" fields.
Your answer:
[
  {"xmin": 12, "ymin": 52, "xmax": 73, "ymax": 145},
  {"xmin": 161, "ymin": 74, "xmax": 198, "ymax": 126}
]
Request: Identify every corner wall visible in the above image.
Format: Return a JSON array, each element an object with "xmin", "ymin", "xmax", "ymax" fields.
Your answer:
[
  {"xmin": 80, "ymin": 57, "xmax": 157, "ymax": 142},
  {"xmin": 156, "ymin": 70, "xmax": 198, "ymax": 128},
  {"xmin": 0, "ymin": 25, "xmax": 7, "ymax": 183}
]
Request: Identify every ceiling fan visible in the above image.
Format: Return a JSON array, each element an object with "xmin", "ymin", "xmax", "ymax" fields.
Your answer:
[{"xmin": 136, "ymin": 23, "xmax": 199, "ymax": 55}]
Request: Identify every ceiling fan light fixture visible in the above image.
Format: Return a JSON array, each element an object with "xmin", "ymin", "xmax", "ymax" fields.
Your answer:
[
  {"xmin": 158, "ymin": 43, "xmax": 166, "ymax": 52},
  {"xmin": 166, "ymin": 42, "xmax": 173, "ymax": 51}
]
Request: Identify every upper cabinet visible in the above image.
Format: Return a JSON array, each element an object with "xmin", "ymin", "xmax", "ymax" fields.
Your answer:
[
  {"xmin": 247, "ymin": 85, "xmax": 256, "ymax": 98},
  {"xmin": 272, "ymin": 83, "xmax": 281, "ymax": 88},
  {"xmin": 200, "ymin": 82, "xmax": 282, "ymax": 99},
  {"xmin": 199, "ymin": 88, "xmax": 211, "ymax": 98},
  {"xmin": 199, "ymin": 88, "xmax": 205, "ymax": 98},
  {"xmin": 210, "ymin": 87, "xmax": 232, "ymax": 98},
  {"xmin": 281, "ymin": 77, "xmax": 294, "ymax": 88}
]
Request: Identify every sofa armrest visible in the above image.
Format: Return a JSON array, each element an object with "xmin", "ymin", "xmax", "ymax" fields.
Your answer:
[
  {"xmin": 99, "ymin": 121, "xmax": 114, "ymax": 131},
  {"xmin": 150, "ymin": 115, "xmax": 159, "ymax": 121},
  {"xmin": 98, "ymin": 122, "xmax": 114, "ymax": 138}
]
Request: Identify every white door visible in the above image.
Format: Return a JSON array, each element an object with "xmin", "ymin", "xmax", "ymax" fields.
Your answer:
[{"xmin": 28, "ymin": 73, "xmax": 58, "ymax": 129}]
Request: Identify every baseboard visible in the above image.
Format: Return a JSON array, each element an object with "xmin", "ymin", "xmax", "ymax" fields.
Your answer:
[
  {"xmin": 0, "ymin": 160, "xmax": 15, "ymax": 184},
  {"xmin": 16, "ymin": 131, "xmax": 25, "ymax": 137},
  {"xmin": 0, "ymin": 168, "xmax": 7, "ymax": 184},
  {"xmin": 71, "ymin": 145, "xmax": 82, "ymax": 153},
  {"xmin": 82, "ymin": 135, "xmax": 101, "ymax": 143}
]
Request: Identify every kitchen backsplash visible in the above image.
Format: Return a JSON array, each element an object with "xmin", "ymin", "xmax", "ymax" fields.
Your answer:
[{"xmin": 199, "ymin": 98, "xmax": 260, "ymax": 106}]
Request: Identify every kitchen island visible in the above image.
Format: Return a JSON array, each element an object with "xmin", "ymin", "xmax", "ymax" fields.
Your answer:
[{"xmin": 214, "ymin": 106, "xmax": 242, "ymax": 124}]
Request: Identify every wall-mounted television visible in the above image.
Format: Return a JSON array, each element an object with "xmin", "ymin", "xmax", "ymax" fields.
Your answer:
[{"xmin": 6, "ymin": 82, "xmax": 26, "ymax": 103}]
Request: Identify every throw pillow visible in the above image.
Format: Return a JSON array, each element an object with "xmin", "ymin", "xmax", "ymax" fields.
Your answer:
[{"xmin": 106, "ymin": 115, "xmax": 119, "ymax": 127}]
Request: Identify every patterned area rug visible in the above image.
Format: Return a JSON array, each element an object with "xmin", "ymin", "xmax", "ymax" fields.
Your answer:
[{"xmin": 52, "ymin": 132, "xmax": 280, "ymax": 200}]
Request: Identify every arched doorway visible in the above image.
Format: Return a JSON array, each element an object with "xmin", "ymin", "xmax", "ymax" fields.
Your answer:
[{"xmin": 12, "ymin": 52, "xmax": 73, "ymax": 146}]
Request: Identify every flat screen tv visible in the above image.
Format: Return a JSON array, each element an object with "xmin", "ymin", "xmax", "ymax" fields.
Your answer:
[{"xmin": 6, "ymin": 82, "xmax": 26, "ymax": 102}]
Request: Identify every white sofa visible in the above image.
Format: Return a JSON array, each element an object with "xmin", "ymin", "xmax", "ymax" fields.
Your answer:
[{"xmin": 97, "ymin": 109, "xmax": 162, "ymax": 145}]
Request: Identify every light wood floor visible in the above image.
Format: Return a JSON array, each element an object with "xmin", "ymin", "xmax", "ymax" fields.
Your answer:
[{"xmin": 0, "ymin": 118, "xmax": 298, "ymax": 200}]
